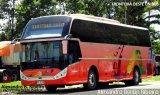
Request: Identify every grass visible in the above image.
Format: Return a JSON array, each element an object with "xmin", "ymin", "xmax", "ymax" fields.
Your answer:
[
  {"xmin": 142, "ymin": 75, "xmax": 160, "ymax": 82},
  {"xmin": 0, "ymin": 81, "xmax": 45, "ymax": 93},
  {"xmin": 0, "ymin": 81, "xmax": 22, "ymax": 92}
]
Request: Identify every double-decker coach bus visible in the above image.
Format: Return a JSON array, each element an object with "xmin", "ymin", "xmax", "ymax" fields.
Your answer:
[{"xmin": 19, "ymin": 14, "xmax": 154, "ymax": 91}]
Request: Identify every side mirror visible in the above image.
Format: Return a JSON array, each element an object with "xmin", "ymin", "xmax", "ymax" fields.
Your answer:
[
  {"xmin": 155, "ymin": 55, "xmax": 160, "ymax": 62},
  {"xmin": 62, "ymin": 40, "xmax": 68, "ymax": 55},
  {"xmin": 11, "ymin": 38, "xmax": 21, "ymax": 44}
]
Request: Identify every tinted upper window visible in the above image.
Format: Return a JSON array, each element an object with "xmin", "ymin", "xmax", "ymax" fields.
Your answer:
[
  {"xmin": 22, "ymin": 16, "xmax": 71, "ymax": 39},
  {"xmin": 70, "ymin": 19, "xmax": 151, "ymax": 47}
]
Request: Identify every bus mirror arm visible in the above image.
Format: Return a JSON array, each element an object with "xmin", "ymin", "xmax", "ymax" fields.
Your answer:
[
  {"xmin": 11, "ymin": 38, "xmax": 21, "ymax": 44},
  {"xmin": 64, "ymin": 34, "xmax": 72, "ymax": 40}
]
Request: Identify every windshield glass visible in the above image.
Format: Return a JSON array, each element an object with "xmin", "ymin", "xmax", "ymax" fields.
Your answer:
[
  {"xmin": 23, "ymin": 23, "xmax": 65, "ymax": 39},
  {"xmin": 21, "ymin": 41, "xmax": 63, "ymax": 70},
  {"xmin": 22, "ymin": 16, "xmax": 71, "ymax": 39}
]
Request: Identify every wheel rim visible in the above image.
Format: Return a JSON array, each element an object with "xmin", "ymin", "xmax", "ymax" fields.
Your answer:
[
  {"xmin": 135, "ymin": 70, "xmax": 139, "ymax": 83},
  {"xmin": 3, "ymin": 76, "xmax": 7, "ymax": 81},
  {"xmin": 3, "ymin": 73, "xmax": 8, "ymax": 81},
  {"xmin": 89, "ymin": 73, "xmax": 95, "ymax": 86}
]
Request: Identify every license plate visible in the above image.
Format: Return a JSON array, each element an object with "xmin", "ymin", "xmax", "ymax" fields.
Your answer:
[{"xmin": 37, "ymin": 81, "xmax": 44, "ymax": 84}]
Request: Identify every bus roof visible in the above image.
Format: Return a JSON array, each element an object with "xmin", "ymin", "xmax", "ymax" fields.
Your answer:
[
  {"xmin": 70, "ymin": 14, "xmax": 120, "ymax": 23},
  {"xmin": 33, "ymin": 14, "xmax": 148, "ymax": 31},
  {"xmin": 69, "ymin": 14, "xmax": 148, "ymax": 30}
]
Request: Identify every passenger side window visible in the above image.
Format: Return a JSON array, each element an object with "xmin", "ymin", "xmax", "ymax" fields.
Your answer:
[{"xmin": 68, "ymin": 41, "xmax": 81, "ymax": 64}]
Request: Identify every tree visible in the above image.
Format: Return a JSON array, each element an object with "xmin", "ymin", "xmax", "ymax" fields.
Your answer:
[
  {"xmin": 0, "ymin": 0, "xmax": 10, "ymax": 19},
  {"xmin": 0, "ymin": 0, "xmax": 159, "ymax": 44},
  {"xmin": 144, "ymin": 0, "xmax": 160, "ymax": 41},
  {"xmin": 65, "ymin": 0, "xmax": 114, "ymax": 17},
  {"xmin": 65, "ymin": 0, "xmax": 148, "ymax": 26},
  {"xmin": 0, "ymin": 0, "xmax": 18, "ymax": 41},
  {"xmin": 0, "ymin": 32, "xmax": 8, "ymax": 41},
  {"xmin": 0, "ymin": 0, "xmax": 13, "ymax": 36},
  {"xmin": 152, "ymin": 41, "xmax": 160, "ymax": 54},
  {"xmin": 13, "ymin": 0, "xmax": 60, "ymax": 39},
  {"xmin": 141, "ymin": 0, "xmax": 160, "ymax": 55}
]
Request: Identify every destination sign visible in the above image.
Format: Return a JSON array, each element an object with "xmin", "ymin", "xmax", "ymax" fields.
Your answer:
[{"xmin": 32, "ymin": 23, "xmax": 65, "ymax": 29}]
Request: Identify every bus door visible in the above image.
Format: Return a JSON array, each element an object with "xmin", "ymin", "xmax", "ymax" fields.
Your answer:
[{"xmin": 68, "ymin": 40, "xmax": 82, "ymax": 82}]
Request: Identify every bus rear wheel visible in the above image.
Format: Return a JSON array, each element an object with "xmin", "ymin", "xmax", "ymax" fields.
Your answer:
[
  {"xmin": 84, "ymin": 70, "xmax": 97, "ymax": 90},
  {"xmin": 125, "ymin": 68, "xmax": 140, "ymax": 86},
  {"xmin": 45, "ymin": 85, "xmax": 57, "ymax": 92},
  {"xmin": 133, "ymin": 68, "xmax": 140, "ymax": 85}
]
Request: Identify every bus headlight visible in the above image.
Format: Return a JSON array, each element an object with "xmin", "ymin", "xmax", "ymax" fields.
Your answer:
[
  {"xmin": 54, "ymin": 67, "xmax": 68, "ymax": 79},
  {"xmin": 20, "ymin": 71, "xmax": 29, "ymax": 80}
]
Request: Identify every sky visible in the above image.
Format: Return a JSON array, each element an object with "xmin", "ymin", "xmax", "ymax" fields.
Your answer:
[
  {"xmin": 146, "ymin": 10, "xmax": 160, "ymax": 31},
  {"xmin": 151, "ymin": 24, "xmax": 160, "ymax": 31}
]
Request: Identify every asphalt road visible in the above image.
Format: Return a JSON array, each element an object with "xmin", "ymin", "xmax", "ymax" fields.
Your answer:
[{"xmin": 16, "ymin": 81, "xmax": 160, "ymax": 95}]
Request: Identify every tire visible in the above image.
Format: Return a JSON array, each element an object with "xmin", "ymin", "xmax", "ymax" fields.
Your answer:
[
  {"xmin": 133, "ymin": 68, "xmax": 140, "ymax": 85},
  {"xmin": 0, "ymin": 72, "xmax": 3, "ymax": 82},
  {"xmin": 45, "ymin": 85, "xmax": 57, "ymax": 92},
  {"xmin": 12, "ymin": 70, "xmax": 19, "ymax": 81},
  {"xmin": 153, "ymin": 68, "xmax": 157, "ymax": 76},
  {"xmin": 125, "ymin": 68, "xmax": 140, "ymax": 86},
  {"xmin": 84, "ymin": 70, "xmax": 97, "ymax": 90},
  {"xmin": 12, "ymin": 73, "xmax": 17, "ymax": 81},
  {"xmin": 2, "ymin": 70, "xmax": 11, "ymax": 83}
]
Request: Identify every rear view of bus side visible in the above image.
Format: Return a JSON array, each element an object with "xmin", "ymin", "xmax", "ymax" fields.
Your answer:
[{"xmin": 19, "ymin": 14, "xmax": 154, "ymax": 91}]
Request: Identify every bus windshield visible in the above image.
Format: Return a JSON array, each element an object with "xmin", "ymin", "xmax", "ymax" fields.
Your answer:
[
  {"xmin": 22, "ymin": 16, "xmax": 71, "ymax": 39},
  {"xmin": 23, "ymin": 23, "xmax": 65, "ymax": 39},
  {"xmin": 21, "ymin": 41, "xmax": 64, "ymax": 70}
]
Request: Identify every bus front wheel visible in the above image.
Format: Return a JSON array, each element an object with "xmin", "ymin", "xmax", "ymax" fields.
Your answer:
[
  {"xmin": 45, "ymin": 85, "xmax": 57, "ymax": 92},
  {"xmin": 84, "ymin": 70, "xmax": 97, "ymax": 90}
]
